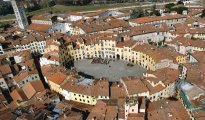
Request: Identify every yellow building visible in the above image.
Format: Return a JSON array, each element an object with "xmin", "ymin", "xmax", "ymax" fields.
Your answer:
[
  {"xmin": 46, "ymin": 72, "xmax": 67, "ymax": 94},
  {"xmin": 61, "ymin": 78, "xmax": 109, "ymax": 105},
  {"xmin": 176, "ymin": 56, "xmax": 187, "ymax": 64},
  {"xmin": 59, "ymin": 33, "xmax": 185, "ymax": 71},
  {"xmin": 59, "ymin": 40, "xmax": 74, "ymax": 66}
]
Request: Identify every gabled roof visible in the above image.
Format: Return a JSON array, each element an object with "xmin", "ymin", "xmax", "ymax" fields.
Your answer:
[
  {"xmin": 10, "ymin": 89, "xmax": 28, "ymax": 102},
  {"xmin": 22, "ymin": 80, "xmax": 45, "ymax": 99},
  {"xmin": 13, "ymin": 71, "xmax": 29, "ymax": 83},
  {"xmin": 73, "ymin": 17, "xmax": 130, "ymax": 33},
  {"xmin": 131, "ymin": 14, "xmax": 186, "ymax": 24},
  {"xmin": 47, "ymin": 72, "xmax": 67, "ymax": 85},
  {"xmin": 120, "ymin": 77, "xmax": 149, "ymax": 96},
  {"xmin": 0, "ymin": 64, "xmax": 12, "ymax": 75}
]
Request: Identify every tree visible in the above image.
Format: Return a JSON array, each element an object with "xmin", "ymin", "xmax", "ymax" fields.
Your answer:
[
  {"xmin": 0, "ymin": 22, "xmax": 11, "ymax": 29},
  {"xmin": 150, "ymin": 5, "xmax": 161, "ymax": 16},
  {"xmin": 130, "ymin": 7, "xmax": 144, "ymax": 19},
  {"xmin": 171, "ymin": 6, "xmax": 188, "ymax": 14},
  {"xmin": 201, "ymin": 9, "xmax": 205, "ymax": 18},
  {"xmin": 165, "ymin": 3, "xmax": 175, "ymax": 12},
  {"xmin": 26, "ymin": 2, "xmax": 41, "ymax": 12},
  {"xmin": 0, "ymin": 2, "xmax": 14, "ymax": 16},
  {"xmin": 49, "ymin": 1, "xmax": 56, "ymax": 7},
  {"xmin": 151, "ymin": 4, "xmax": 157, "ymax": 13},
  {"xmin": 144, "ymin": 10, "xmax": 150, "ymax": 16},
  {"xmin": 177, "ymin": 1, "xmax": 184, "ymax": 5},
  {"xmin": 154, "ymin": 10, "xmax": 161, "ymax": 16}
]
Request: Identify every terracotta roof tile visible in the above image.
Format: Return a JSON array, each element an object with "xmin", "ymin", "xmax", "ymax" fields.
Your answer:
[
  {"xmin": 121, "ymin": 23, "xmax": 169, "ymax": 37},
  {"xmin": 191, "ymin": 51, "xmax": 205, "ymax": 63},
  {"xmin": 10, "ymin": 88, "xmax": 28, "ymax": 102},
  {"xmin": 116, "ymin": 40, "xmax": 136, "ymax": 48},
  {"xmin": 61, "ymin": 78, "xmax": 109, "ymax": 97},
  {"xmin": 169, "ymin": 36, "xmax": 205, "ymax": 48},
  {"xmin": 27, "ymin": 23, "xmax": 51, "ymax": 32},
  {"xmin": 131, "ymin": 14, "xmax": 186, "ymax": 24},
  {"xmin": 47, "ymin": 72, "xmax": 67, "ymax": 85},
  {"xmin": 147, "ymin": 99, "xmax": 190, "ymax": 120},
  {"xmin": 0, "ymin": 64, "xmax": 11, "ymax": 75},
  {"xmin": 73, "ymin": 17, "xmax": 130, "ymax": 33},
  {"xmin": 22, "ymin": 80, "xmax": 45, "ymax": 99},
  {"xmin": 110, "ymin": 83, "xmax": 126, "ymax": 99},
  {"xmin": 13, "ymin": 71, "xmax": 29, "ymax": 83},
  {"xmin": 120, "ymin": 77, "xmax": 149, "ymax": 96},
  {"xmin": 184, "ymin": 63, "xmax": 205, "ymax": 89},
  {"xmin": 132, "ymin": 44, "xmax": 183, "ymax": 63},
  {"xmin": 87, "ymin": 100, "xmax": 118, "ymax": 120}
]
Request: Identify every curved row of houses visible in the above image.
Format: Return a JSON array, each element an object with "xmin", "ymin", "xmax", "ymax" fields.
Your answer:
[{"xmin": 59, "ymin": 33, "xmax": 186, "ymax": 71}]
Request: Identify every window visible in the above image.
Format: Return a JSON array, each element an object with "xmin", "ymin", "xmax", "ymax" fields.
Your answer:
[
  {"xmin": 75, "ymin": 98, "xmax": 77, "ymax": 100},
  {"xmin": 132, "ymin": 109, "xmax": 134, "ymax": 112},
  {"xmin": 87, "ymin": 100, "xmax": 90, "ymax": 103}
]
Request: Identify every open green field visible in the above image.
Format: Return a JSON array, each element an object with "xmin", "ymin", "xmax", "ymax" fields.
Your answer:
[
  {"xmin": 0, "ymin": 21, "xmax": 13, "ymax": 28},
  {"xmin": 30, "ymin": 3, "xmax": 140, "ymax": 15},
  {"xmin": 0, "ymin": 3, "xmax": 141, "ymax": 21},
  {"xmin": 0, "ymin": 14, "xmax": 15, "ymax": 20}
]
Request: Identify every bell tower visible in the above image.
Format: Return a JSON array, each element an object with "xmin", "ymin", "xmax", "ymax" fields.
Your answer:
[{"xmin": 4, "ymin": 0, "xmax": 28, "ymax": 29}]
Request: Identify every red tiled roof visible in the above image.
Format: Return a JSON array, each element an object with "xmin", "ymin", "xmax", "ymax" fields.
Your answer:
[
  {"xmin": 131, "ymin": 14, "xmax": 186, "ymax": 24},
  {"xmin": 13, "ymin": 71, "xmax": 29, "ymax": 83},
  {"xmin": 27, "ymin": 23, "xmax": 51, "ymax": 32},
  {"xmin": 0, "ymin": 64, "xmax": 11, "ymax": 75},
  {"xmin": 10, "ymin": 89, "xmax": 28, "ymax": 102},
  {"xmin": 47, "ymin": 72, "xmax": 67, "ymax": 85},
  {"xmin": 22, "ymin": 80, "xmax": 45, "ymax": 99}
]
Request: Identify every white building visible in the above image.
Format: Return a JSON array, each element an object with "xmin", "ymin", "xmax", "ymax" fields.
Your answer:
[
  {"xmin": 31, "ymin": 15, "xmax": 54, "ymax": 25},
  {"xmin": 167, "ymin": 37, "xmax": 205, "ymax": 55},
  {"xmin": 0, "ymin": 77, "xmax": 9, "ymax": 91},
  {"xmin": 40, "ymin": 52, "xmax": 60, "ymax": 66},
  {"xmin": 13, "ymin": 37, "xmax": 46, "ymax": 54},
  {"xmin": 51, "ymin": 22, "xmax": 72, "ymax": 34},
  {"xmin": 67, "ymin": 13, "xmax": 85, "ymax": 22},
  {"xmin": 121, "ymin": 24, "xmax": 171, "ymax": 44},
  {"xmin": 0, "ymin": 43, "xmax": 4, "ymax": 54},
  {"xmin": 13, "ymin": 70, "xmax": 40, "ymax": 88}
]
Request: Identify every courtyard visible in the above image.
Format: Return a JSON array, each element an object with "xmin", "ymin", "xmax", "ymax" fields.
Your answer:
[{"xmin": 74, "ymin": 59, "xmax": 147, "ymax": 82}]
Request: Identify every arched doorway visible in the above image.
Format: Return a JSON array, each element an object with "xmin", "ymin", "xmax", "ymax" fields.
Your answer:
[{"xmin": 117, "ymin": 54, "xmax": 120, "ymax": 60}]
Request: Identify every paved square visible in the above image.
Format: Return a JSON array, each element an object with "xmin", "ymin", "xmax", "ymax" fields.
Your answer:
[{"xmin": 74, "ymin": 59, "xmax": 147, "ymax": 82}]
